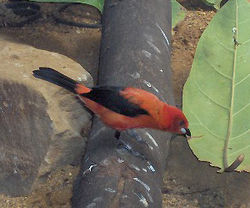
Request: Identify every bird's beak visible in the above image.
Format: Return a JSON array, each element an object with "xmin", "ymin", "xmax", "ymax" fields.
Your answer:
[{"xmin": 183, "ymin": 128, "xmax": 191, "ymax": 139}]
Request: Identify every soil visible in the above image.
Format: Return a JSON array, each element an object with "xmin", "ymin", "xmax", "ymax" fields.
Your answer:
[{"xmin": 0, "ymin": 1, "xmax": 249, "ymax": 208}]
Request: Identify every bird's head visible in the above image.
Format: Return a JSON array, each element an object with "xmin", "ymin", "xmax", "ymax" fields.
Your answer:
[{"xmin": 161, "ymin": 104, "xmax": 191, "ymax": 138}]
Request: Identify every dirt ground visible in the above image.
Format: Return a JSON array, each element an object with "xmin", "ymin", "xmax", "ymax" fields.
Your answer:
[{"xmin": 0, "ymin": 1, "xmax": 249, "ymax": 208}]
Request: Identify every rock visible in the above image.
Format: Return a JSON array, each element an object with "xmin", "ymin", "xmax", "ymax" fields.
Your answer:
[
  {"xmin": 0, "ymin": 36, "xmax": 93, "ymax": 196},
  {"xmin": 49, "ymin": 188, "xmax": 72, "ymax": 206}
]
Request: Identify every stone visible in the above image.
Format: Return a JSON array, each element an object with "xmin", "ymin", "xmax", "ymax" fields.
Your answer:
[{"xmin": 0, "ymin": 36, "xmax": 93, "ymax": 196}]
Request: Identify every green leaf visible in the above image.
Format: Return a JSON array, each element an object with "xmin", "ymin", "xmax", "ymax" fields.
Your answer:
[
  {"xmin": 183, "ymin": 0, "xmax": 250, "ymax": 172},
  {"xmin": 171, "ymin": 0, "xmax": 186, "ymax": 28},
  {"xmin": 201, "ymin": 0, "xmax": 222, "ymax": 9},
  {"xmin": 29, "ymin": 0, "xmax": 104, "ymax": 13}
]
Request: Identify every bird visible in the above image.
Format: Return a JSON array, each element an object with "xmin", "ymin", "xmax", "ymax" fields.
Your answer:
[{"xmin": 33, "ymin": 67, "xmax": 191, "ymax": 139}]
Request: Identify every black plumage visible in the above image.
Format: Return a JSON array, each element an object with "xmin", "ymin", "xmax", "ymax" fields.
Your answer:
[
  {"xmin": 81, "ymin": 86, "xmax": 149, "ymax": 117},
  {"xmin": 33, "ymin": 67, "xmax": 77, "ymax": 93}
]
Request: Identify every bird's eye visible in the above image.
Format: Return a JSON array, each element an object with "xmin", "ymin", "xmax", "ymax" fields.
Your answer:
[
  {"xmin": 180, "ymin": 128, "xmax": 186, "ymax": 134},
  {"xmin": 179, "ymin": 120, "xmax": 185, "ymax": 126}
]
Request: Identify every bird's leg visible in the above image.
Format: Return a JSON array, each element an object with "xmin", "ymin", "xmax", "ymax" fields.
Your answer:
[{"xmin": 115, "ymin": 130, "xmax": 121, "ymax": 140}]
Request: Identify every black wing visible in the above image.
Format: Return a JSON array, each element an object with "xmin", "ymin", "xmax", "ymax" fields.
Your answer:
[{"xmin": 81, "ymin": 86, "xmax": 149, "ymax": 117}]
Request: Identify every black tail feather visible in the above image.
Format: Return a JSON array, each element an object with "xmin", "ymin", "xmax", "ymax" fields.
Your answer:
[{"xmin": 33, "ymin": 67, "xmax": 77, "ymax": 93}]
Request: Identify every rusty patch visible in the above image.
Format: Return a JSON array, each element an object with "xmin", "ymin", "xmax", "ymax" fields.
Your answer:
[{"xmin": 110, "ymin": 176, "xmax": 125, "ymax": 208}]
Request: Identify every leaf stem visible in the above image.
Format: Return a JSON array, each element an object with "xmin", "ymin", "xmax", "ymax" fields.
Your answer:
[{"xmin": 223, "ymin": 0, "xmax": 238, "ymax": 170}]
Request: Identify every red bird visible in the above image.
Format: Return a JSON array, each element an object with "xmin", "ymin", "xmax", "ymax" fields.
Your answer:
[{"xmin": 33, "ymin": 67, "xmax": 191, "ymax": 138}]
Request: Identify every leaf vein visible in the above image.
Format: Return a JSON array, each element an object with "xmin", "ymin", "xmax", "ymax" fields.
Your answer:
[
  {"xmin": 191, "ymin": 111, "xmax": 224, "ymax": 139},
  {"xmin": 215, "ymin": 34, "xmax": 234, "ymax": 52},
  {"xmin": 228, "ymin": 144, "xmax": 250, "ymax": 157},
  {"xmin": 194, "ymin": 80, "xmax": 229, "ymax": 110},
  {"xmin": 195, "ymin": 144, "xmax": 218, "ymax": 160},
  {"xmin": 241, "ymin": 38, "xmax": 250, "ymax": 46},
  {"xmin": 235, "ymin": 74, "xmax": 250, "ymax": 86},
  {"xmin": 223, "ymin": 0, "xmax": 239, "ymax": 170},
  {"xmin": 231, "ymin": 129, "xmax": 250, "ymax": 141},
  {"xmin": 233, "ymin": 103, "xmax": 250, "ymax": 117},
  {"xmin": 204, "ymin": 58, "xmax": 232, "ymax": 80},
  {"xmin": 238, "ymin": 18, "xmax": 250, "ymax": 25}
]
